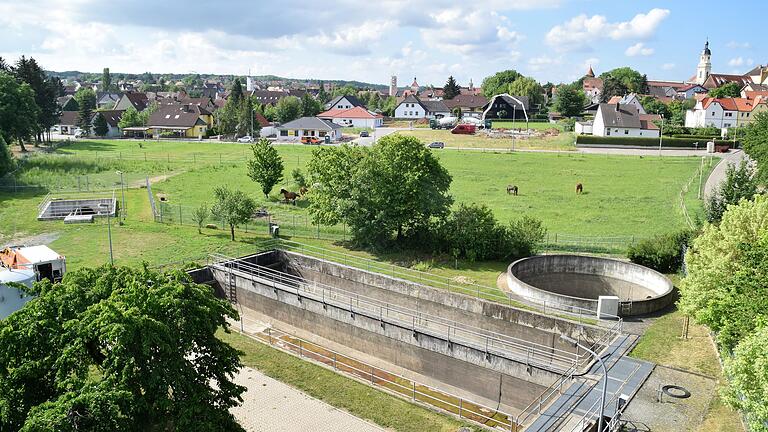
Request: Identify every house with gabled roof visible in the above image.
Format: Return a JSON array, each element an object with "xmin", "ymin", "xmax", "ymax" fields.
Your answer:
[
  {"xmin": 481, "ymin": 94, "xmax": 529, "ymax": 121},
  {"xmin": 318, "ymin": 106, "xmax": 383, "ymax": 128},
  {"xmin": 114, "ymin": 92, "xmax": 149, "ymax": 111},
  {"xmin": 394, "ymin": 95, "xmax": 450, "ymax": 119},
  {"xmin": 325, "ymin": 95, "xmax": 365, "ymax": 110},
  {"xmin": 132, "ymin": 104, "xmax": 212, "ymax": 139},
  {"xmin": 593, "ymin": 103, "xmax": 660, "ymax": 138},
  {"xmin": 277, "ymin": 117, "xmax": 343, "ymax": 142},
  {"xmin": 442, "ymin": 94, "xmax": 489, "ymax": 117},
  {"xmin": 685, "ymin": 96, "xmax": 768, "ymax": 129},
  {"xmin": 91, "ymin": 110, "xmax": 123, "ymax": 137}
]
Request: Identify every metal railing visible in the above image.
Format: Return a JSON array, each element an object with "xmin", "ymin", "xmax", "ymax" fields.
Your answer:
[
  {"xmin": 515, "ymin": 364, "xmax": 580, "ymax": 427},
  {"xmin": 248, "ymin": 323, "xmax": 519, "ymax": 431},
  {"xmin": 210, "ymin": 253, "xmax": 585, "ymax": 374}
]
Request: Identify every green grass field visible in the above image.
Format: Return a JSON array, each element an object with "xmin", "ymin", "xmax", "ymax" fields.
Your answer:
[
  {"xmin": 491, "ymin": 120, "xmax": 562, "ymax": 131},
  {"xmin": 395, "ymin": 129, "xmax": 574, "ymax": 150}
]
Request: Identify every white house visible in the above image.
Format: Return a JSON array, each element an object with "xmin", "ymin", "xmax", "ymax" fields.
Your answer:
[
  {"xmin": 92, "ymin": 110, "xmax": 123, "ymax": 137},
  {"xmin": 318, "ymin": 106, "xmax": 384, "ymax": 128},
  {"xmin": 685, "ymin": 97, "xmax": 765, "ymax": 129},
  {"xmin": 325, "ymin": 95, "xmax": 365, "ymax": 110},
  {"xmin": 277, "ymin": 117, "xmax": 343, "ymax": 142},
  {"xmin": 394, "ymin": 95, "xmax": 450, "ymax": 119},
  {"xmin": 606, "ymin": 93, "xmax": 646, "ymax": 114},
  {"xmin": 593, "ymin": 103, "xmax": 661, "ymax": 138},
  {"xmin": 676, "ymin": 84, "xmax": 707, "ymax": 100},
  {"xmin": 575, "ymin": 121, "xmax": 593, "ymax": 135}
]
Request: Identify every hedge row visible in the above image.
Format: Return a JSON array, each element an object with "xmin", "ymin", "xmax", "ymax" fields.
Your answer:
[
  {"xmin": 576, "ymin": 135, "xmax": 735, "ymax": 148},
  {"xmin": 671, "ymin": 134, "xmax": 721, "ymax": 139}
]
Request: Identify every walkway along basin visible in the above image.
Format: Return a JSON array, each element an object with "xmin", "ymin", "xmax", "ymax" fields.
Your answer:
[{"xmin": 506, "ymin": 255, "xmax": 675, "ymax": 317}]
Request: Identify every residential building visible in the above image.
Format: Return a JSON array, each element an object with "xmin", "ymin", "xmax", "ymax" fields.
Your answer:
[
  {"xmin": 393, "ymin": 95, "xmax": 450, "ymax": 119},
  {"xmin": 741, "ymin": 83, "xmax": 768, "ymax": 94},
  {"xmin": 92, "ymin": 110, "xmax": 123, "ymax": 137},
  {"xmin": 325, "ymin": 95, "xmax": 364, "ymax": 110},
  {"xmin": 685, "ymin": 96, "xmax": 768, "ymax": 129},
  {"xmin": 746, "ymin": 65, "xmax": 768, "ymax": 85},
  {"xmin": 606, "ymin": 93, "xmax": 646, "ymax": 114},
  {"xmin": 442, "ymin": 94, "xmax": 489, "ymax": 117},
  {"xmin": 481, "ymin": 94, "xmax": 530, "ymax": 121},
  {"xmin": 57, "ymin": 95, "xmax": 78, "ymax": 111},
  {"xmin": 140, "ymin": 104, "xmax": 213, "ymax": 138},
  {"xmin": 592, "ymin": 103, "xmax": 660, "ymax": 138},
  {"xmin": 676, "ymin": 84, "xmax": 708, "ymax": 100},
  {"xmin": 318, "ymin": 106, "xmax": 384, "ymax": 128},
  {"xmin": 114, "ymin": 92, "xmax": 149, "ymax": 111},
  {"xmin": 250, "ymin": 89, "xmax": 306, "ymax": 106},
  {"xmin": 96, "ymin": 92, "xmax": 122, "ymax": 109},
  {"xmin": 54, "ymin": 111, "xmax": 81, "ymax": 135},
  {"xmin": 277, "ymin": 117, "xmax": 343, "ymax": 142}
]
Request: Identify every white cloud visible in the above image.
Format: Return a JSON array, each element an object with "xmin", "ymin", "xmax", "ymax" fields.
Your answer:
[
  {"xmin": 661, "ymin": 63, "xmax": 675, "ymax": 70},
  {"xmin": 726, "ymin": 41, "xmax": 751, "ymax": 49},
  {"xmin": 728, "ymin": 57, "xmax": 745, "ymax": 67},
  {"xmin": 527, "ymin": 55, "xmax": 563, "ymax": 72},
  {"xmin": 420, "ymin": 9, "xmax": 523, "ymax": 55},
  {"xmin": 625, "ymin": 42, "xmax": 654, "ymax": 57},
  {"xmin": 545, "ymin": 8, "xmax": 670, "ymax": 50},
  {"xmin": 306, "ymin": 20, "xmax": 395, "ymax": 55}
]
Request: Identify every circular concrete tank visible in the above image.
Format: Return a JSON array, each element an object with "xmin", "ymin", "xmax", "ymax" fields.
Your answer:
[{"xmin": 506, "ymin": 255, "xmax": 674, "ymax": 317}]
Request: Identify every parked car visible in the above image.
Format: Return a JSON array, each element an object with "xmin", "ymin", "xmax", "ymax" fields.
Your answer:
[
  {"xmin": 451, "ymin": 124, "xmax": 476, "ymax": 135},
  {"xmin": 73, "ymin": 129, "xmax": 84, "ymax": 138},
  {"xmin": 237, "ymin": 135, "xmax": 254, "ymax": 143},
  {"xmin": 359, "ymin": 130, "xmax": 370, "ymax": 137},
  {"xmin": 301, "ymin": 136, "xmax": 321, "ymax": 145},
  {"xmin": 428, "ymin": 141, "xmax": 445, "ymax": 149}
]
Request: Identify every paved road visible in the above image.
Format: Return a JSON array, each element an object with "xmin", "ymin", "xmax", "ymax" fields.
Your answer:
[
  {"xmin": 703, "ymin": 149, "xmax": 747, "ymax": 198},
  {"xmin": 351, "ymin": 127, "xmax": 399, "ymax": 146},
  {"xmin": 231, "ymin": 366, "xmax": 386, "ymax": 432}
]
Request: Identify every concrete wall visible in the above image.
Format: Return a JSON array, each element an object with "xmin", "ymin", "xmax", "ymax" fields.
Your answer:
[
  {"xmin": 507, "ymin": 255, "xmax": 675, "ymax": 317},
  {"xmin": 210, "ymin": 264, "xmax": 554, "ymax": 411}
]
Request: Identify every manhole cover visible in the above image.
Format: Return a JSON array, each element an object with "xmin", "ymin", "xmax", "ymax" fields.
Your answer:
[{"xmin": 662, "ymin": 385, "xmax": 691, "ymax": 399}]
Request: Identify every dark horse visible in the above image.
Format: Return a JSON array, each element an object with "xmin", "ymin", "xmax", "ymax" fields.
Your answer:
[
  {"xmin": 299, "ymin": 186, "xmax": 308, "ymax": 196},
  {"xmin": 576, "ymin": 183, "xmax": 583, "ymax": 194},
  {"xmin": 506, "ymin": 184, "xmax": 518, "ymax": 196},
  {"xmin": 280, "ymin": 188, "xmax": 300, "ymax": 205}
]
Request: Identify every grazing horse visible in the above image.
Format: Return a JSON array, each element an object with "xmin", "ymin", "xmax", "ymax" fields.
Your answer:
[
  {"xmin": 506, "ymin": 184, "xmax": 518, "ymax": 196},
  {"xmin": 576, "ymin": 183, "xmax": 583, "ymax": 194},
  {"xmin": 299, "ymin": 186, "xmax": 308, "ymax": 196},
  {"xmin": 280, "ymin": 188, "xmax": 300, "ymax": 205}
]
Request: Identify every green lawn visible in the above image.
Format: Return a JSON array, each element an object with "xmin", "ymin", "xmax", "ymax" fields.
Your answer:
[
  {"xmin": 492, "ymin": 120, "xmax": 563, "ymax": 131},
  {"xmin": 395, "ymin": 129, "xmax": 574, "ymax": 150}
]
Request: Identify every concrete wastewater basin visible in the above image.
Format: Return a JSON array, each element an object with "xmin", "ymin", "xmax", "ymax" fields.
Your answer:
[{"xmin": 506, "ymin": 254, "xmax": 675, "ymax": 317}]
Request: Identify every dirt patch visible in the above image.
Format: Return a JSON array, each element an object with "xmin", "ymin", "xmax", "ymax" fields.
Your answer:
[
  {"xmin": 1, "ymin": 232, "xmax": 61, "ymax": 248},
  {"xmin": 451, "ymin": 275, "xmax": 476, "ymax": 285}
]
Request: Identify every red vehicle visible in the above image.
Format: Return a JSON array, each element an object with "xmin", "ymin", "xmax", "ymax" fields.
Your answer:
[{"xmin": 451, "ymin": 124, "xmax": 476, "ymax": 135}]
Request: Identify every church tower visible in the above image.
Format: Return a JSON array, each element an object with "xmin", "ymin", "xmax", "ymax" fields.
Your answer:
[
  {"xmin": 695, "ymin": 40, "xmax": 712, "ymax": 85},
  {"xmin": 389, "ymin": 75, "xmax": 397, "ymax": 97},
  {"xmin": 410, "ymin": 77, "xmax": 419, "ymax": 94}
]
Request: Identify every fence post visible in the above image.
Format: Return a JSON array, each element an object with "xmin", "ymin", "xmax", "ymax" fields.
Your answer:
[
  {"xmin": 179, "ymin": 204, "xmax": 183, "ymax": 225},
  {"xmin": 298, "ymin": 339, "xmax": 302, "ymax": 357},
  {"xmin": 459, "ymin": 398, "xmax": 463, "ymax": 418}
]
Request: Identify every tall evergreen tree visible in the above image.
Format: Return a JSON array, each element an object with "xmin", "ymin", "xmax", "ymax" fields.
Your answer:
[
  {"xmin": 14, "ymin": 56, "xmax": 60, "ymax": 144},
  {"xmin": 230, "ymin": 78, "xmax": 243, "ymax": 107},
  {"xmin": 317, "ymin": 81, "xmax": 329, "ymax": 103},
  {"xmin": 75, "ymin": 88, "xmax": 97, "ymax": 135},
  {"xmin": 93, "ymin": 112, "xmax": 109, "ymax": 136},
  {"xmin": 443, "ymin": 76, "xmax": 461, "ymax": 99},
  {"xmin": 102, "ymin": 67, "xmax": 112, "ymax": 92}
]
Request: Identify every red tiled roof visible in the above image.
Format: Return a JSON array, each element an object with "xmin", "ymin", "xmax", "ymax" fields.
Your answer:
[
  {"xmin": 701, "ymin": 97, "xmax": 761, "ymax": 112},
  {"xmin": 318, "ymin": 106, "xmax": 382, "ymax": 119},
  {"xmin": 639, "ymin": 114, "xmax": 662, "ymax": 130}
]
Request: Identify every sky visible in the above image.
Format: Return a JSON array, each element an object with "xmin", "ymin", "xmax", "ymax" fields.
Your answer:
[{"xmin": 0, "ymin": 0, "xmax": 766, "ymax": 87}]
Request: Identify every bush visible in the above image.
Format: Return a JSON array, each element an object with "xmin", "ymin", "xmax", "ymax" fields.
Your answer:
[
  {"xmin": 500, "ymin": 216, "xmax": 547, "ymax": 258},
  {"xmin": 576, "ymin": 135, "xmax": 733, "ymax": 148},
  {"xmin": 558, "ymin": 118, "xmax": 576, "ymax": 132},
  {"xmin": 159, "ymin": 131, "xmax": 177, "ymax": 138},
  {"xmin": 627, "ymin": 230, "xmax": 692, "ymax": 273}
]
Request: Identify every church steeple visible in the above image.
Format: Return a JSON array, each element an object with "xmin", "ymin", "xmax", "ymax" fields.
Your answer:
[
  {"xmin": 585, "ymin": 65, "xmax": 595, "ymax": 78},
  {"xmin": 695, "ymin": 39, "xmax": 712, "ymax": 85}
]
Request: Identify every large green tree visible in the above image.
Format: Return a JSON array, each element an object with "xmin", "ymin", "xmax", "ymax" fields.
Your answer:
[
  {"xmin": 640, "ymin": 96, "xmax": 671, "ymax": 118},
  {"xmin": 442, "ymin": 76, "xmax": 460, "ymax": 100},
  {"xmin": 600, "ymin": 67, "xmax": 645, "ymax": 93},
  {"xmin": 742, "ymin": 112, "xmax": 768, "ymax": 185},
  {"xmin": 0, "ymin": 135, "xmax": 14, "ymax": 177},
  {"xmin": 13, "ymin": 56, "xmax": 61, "ymax": 144},
  {"xmin": 0, "ymin": 265, "xmax": 245, "ymax": 431},
  {"xmin": 75, "ymin": 88, "xmax": 97, "ymax": 135},
  {"xmin": 117, "ymin": 106, "xmax": 142, "ymax": 129},
  {"xmin": 92, "ymin": 112, "xmax": 109, "ymax": 137},
  {"xmin": 0, "ymin": 71, "xmax": 39, "ymax": 152},
  {"xmin": 299, "ymin": 92, "xmax": 322, "ymax": 117},
  {"xmin": 306, "ymin": 144, "xmax": 367, "ymax": 225},
  {"xmin": 705, "ymin": 160, "xmax": 758, "ymax": 223},
  {"xmin": 101, "ymin": 67, "xmax": 112, "ymax": 92},
  {"xmin": 229, "ymin": 78, "xmax": 243, "ymax": 107},
  {"xmin": 275, "ymin": 96, "xmax": 302, "ymax": 123},
  {"xmin": 508, "ymin": 77, "xmax": 545, "ymax": 109},
  {"xmin": 680, "ymin": 195, "xmax": 768, "ymax": 349},
  {"xmin": 211, "ymin": 186, "xmax": 257, "ymax": 241},
  {"xmin": 481, "ymin": 70, "xmax": 522, "ymax": 98},
  {"xmin": 599, "ymin": 75, "xmax": 628, "ymax": 102},
  {"xmin": 709, "ymin": 82, "xmax": 742, "ymax": 98},
  {"xmin": 553, "ymin": 85, "xmax": 586, "ymax": 117},
  {"xmin": 723, "ymin": 322, "xmax": 768, "ymax": 432},
  {"xmin": 348, "ymin": 135, "xmax": 453, "ymax": 245},
  {"xmin": 246, "ymin": 138, "xmax": 284, "ymax": 197}
]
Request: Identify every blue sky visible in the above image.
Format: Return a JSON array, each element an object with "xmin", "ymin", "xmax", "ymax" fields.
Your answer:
[{"xmin": 0, "ymin": 0, "xmax": 765, "ymax": 87}]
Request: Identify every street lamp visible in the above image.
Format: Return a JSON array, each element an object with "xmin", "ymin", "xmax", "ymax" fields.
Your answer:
[
  {"xmin": 116, "ymin": 171, "xmax": 126, "ymax": 223},
  {"xmin": 658, "ymin": 115, "xmax": 664, "ymax": 156},
  {"xmin": 99, "ymin": 203, "xmax": 114, "ymax": 265},
  {"xmin": 561, "ymin": 334, "xmax": 607, "ymax": 432}
]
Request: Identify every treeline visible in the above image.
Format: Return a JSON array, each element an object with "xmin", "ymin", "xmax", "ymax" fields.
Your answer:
[{"xmin": 0, "ymin": 56, "xmax": 63, "ymax": 152}]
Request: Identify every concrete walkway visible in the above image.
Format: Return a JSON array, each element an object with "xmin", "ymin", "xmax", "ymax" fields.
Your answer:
[
  {"xmin": 703, "ymin": 150, "xmax": 747, "ymax": 198},
  {"xmin": 230, "ymin": 366, "xmax": 387, "ymax": 432}
]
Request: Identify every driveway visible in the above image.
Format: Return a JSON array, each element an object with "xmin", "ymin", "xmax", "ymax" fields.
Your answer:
[
  {"xmin": 351, "ymin": 127, "xmax": 399, "ymax": 146},
  {"xmin": 703, "ymin": 149, "xmax": 747, "ymax": 198}
]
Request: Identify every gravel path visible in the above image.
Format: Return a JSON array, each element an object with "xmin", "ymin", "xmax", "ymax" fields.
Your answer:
[{"xmin": 230, "ymin": 367, "xmax": 387, "ymax": 432}]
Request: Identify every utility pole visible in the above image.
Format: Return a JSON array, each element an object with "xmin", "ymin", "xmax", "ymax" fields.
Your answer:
[
  {"xmin": 658, "ymin": 115, "xmax": 664, "ymax": 156},
  {"xmin": 116, "ymin": 171, "xmax": 126, "ymax": 222}
]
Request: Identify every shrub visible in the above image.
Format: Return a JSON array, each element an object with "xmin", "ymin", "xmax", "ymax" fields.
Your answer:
[
  {"xmin": 627, "ymin": 230, "xmax": 692, "ymax": 273},
  {"xmin": 558, "ymin": 118, "xmax": 576, "ymax": 132},
  {"xmin": 576, "ymin": 135, "xmax": 734, "ymax": 148},
  {"xmin": 500, "ymin": 216, "xmax": 547, "ymax": 258}
]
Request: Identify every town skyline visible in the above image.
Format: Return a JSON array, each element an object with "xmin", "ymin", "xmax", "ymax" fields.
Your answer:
[{"xmin": 1, "ymin": 0, "xmax": 766, "ymax": 86}]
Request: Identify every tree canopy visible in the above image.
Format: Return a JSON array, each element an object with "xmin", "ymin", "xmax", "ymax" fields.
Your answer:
[
  {"xmin": 742, "ymin": 112, "xmax": 768, "ymax": 185},
  {"xmin": 554, "ymin": 85, "xmax": 586, "ymax": 117},
  {"xmin": 705, "ymin": 160, "xmax": 758, "ymax": 223},
  {"xmin": 75, "ymin": 88, "xmax": 97, "ymax": 135},
  {"xmin": 0, "ymin": 265, "xmax": 245, "ymax": 431},
  {"xmin": 13, "ymin": 56, "xmax": 62, "ymax": 144},
  {"xmin": 723, "ymin": 322, "xmax": 768, "ymax": 432},
  {"xmin": 481, "ymin": 70, "xmax": 523, "ymax": 98},
  {"xmin": 0, "ymin": 135, "xmax": 14, "ymax": 177},
  {"xmin": 680, "ymin": 195, "xmax": 768, "ymax": 349},
  {"xmin": 599, "ymin": 67, "xmax": 645, "ymax": 93},
  {"xmin": 275, "ymin": 96, "xmax": 302, "ymax": 123},
  {"xmin": 211, "ymin": 186, "xmax": 257, "ymax": 241},
  {"xmin": 442, "ymin": 76, "xmax": 460, "ymax": 99},
  {"xmin": 0, "ymin": 71, "xmax": 39, "ymax": 152},
  {"xmin": 246, "ymin": 138, "xmax": 284, "ymax": 197},
  {"xmin": 92, "ymin": 112, "xmax": 109, "ymax": 137},
  {"xmin": 709, "ymin": 82, "xmax": 742, "ymax": 98},
  {"xmin": 599, "ymin": 75, "xmax": 628, "ymax": 102},
  {"xmin": 508, "ymin": 77, "xmax": 545, "ymax": 109},
  {"xmin": 306, "ymin": 144, "xmax": 367, "ymax": 226}
]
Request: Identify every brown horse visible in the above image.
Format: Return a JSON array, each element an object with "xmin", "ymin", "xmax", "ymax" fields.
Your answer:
[
  {"xmin": 280, "ymin": 188, "xmax": 300, "ymax": 205},
  {"xmin": 506, "ymin": 184, "xmax": 518, "ymax": 196},
  {"xmin": 576, "ymin": 183, "xmax": 583, "ymax": 194},
  {"xmin": 299, "ymin": 186, "xmax": 308, "ymax": 196}
]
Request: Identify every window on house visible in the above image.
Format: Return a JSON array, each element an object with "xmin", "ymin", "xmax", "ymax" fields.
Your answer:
[
  {"xmin": 280, "ymin": 130, "xmax": 288, "ymax": 136},
  {"xmin": 606, "ymin": 129, "xmax": 611, "ymax": 136},
  {"xmin": 165, "ymin": 115, "xmax": 170, "ymax": 119},
  {"xmin": 725, "ymin": 123, "xmax": 731, "ymax": 127},
  {"xmin": 319, "ymin": 131, "xmax": 326, "ymax": 137},
  {"xmin": 624, "ymin": 129, "xmax": 629, "ymax": 134},
  {"xmin": 174, "ymin": 115, "xmax": 180, "ymax": 119}
]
